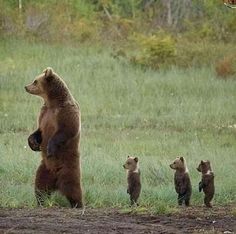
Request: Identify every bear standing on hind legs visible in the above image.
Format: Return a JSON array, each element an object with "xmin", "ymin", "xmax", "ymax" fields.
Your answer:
[
  {"xmin": 197, "ymin": 160, "xmax": 215, "ymax": 208},
  {"xmin": 170, "ymin": 156, "xmax": 192, "ymax": 206},
  {"xmin": 25, "ymin": 67, "xmax": 83, "ymax": 208},
  {"xmin": 123, "ymin": 156, "xmax": 141, "ymax": 206}
]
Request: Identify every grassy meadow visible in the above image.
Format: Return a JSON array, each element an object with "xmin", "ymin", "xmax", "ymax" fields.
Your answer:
[{"xmin": 0, "ymin": 39, "xmax": 236, "ymax": 213}]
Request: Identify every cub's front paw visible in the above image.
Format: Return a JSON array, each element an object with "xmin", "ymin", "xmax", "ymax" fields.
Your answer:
[{"xmin": 199, "ymin": 181, "xmax": 203, "ymax": 192}]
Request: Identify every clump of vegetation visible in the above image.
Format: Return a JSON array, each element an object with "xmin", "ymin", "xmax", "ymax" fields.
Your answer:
[
  {"xmin": 1, "ymin": 0, "xmax": 236, "ymax": 45},
  {"xmin": 130, "ymin": 33, "xmax": 176, "ymax": 69},
  {"xmin": 215, "ymin": 54, "xmax": 236, "ymax": 79}
]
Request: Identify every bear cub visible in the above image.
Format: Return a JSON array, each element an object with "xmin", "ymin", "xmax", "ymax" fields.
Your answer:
[
  {"xmin": 123, "ymin": 156, "xmax": 141, "ymax": 206},
  {"xmin": 197, "ymin": 160, "xmax": 215, "ymax": 208},
  {"xmin": 170, "ymin": 156, "xmax": 192, "ymax": 206}
]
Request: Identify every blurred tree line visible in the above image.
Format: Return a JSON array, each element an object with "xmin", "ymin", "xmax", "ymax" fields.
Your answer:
[
  {"xmin": 1, "ymin": 0, "xmax": 235, "ymax": 42},
  {"xmin": 0, "ymin": 0, "xmax": 236, "ymax": 74}
]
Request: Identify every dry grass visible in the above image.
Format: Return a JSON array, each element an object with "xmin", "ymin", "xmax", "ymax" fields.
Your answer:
[{"xmin": 215, "ymin": 54, "xmax": 236, "ymax": 79}]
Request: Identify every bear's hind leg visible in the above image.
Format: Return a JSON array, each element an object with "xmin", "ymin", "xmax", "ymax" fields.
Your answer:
[
  {"xmin": 35, "ymin": 163, "xmax": 57, "ymax": 206},
  {"xmin": 57, "ymin": 170, "xmax": 83, "ymax": 208},
  {"xmin": 185, "ymin": 192, "xmax": 191, "ymax": 207},
  {"xmin": 178, "ymin": 194, "xmax": 184, "ymax": 205},
  {"xmin": 67, "ymin": 196, "xmax": 83, "ymax": 208},
  {"xmin": 130, "ymin": 191, "xmax": 140, "ymax": 206},
  {"xmin": 204, "ymin": 195, "xmax": 213, "ymax": 208},
  {"xmin": 185, "ymin": 198, "xmax": 190, "ymax": 206},
  {"xmin": 63, "ymin": 185, "xmax": 83, "ymax": 208}
]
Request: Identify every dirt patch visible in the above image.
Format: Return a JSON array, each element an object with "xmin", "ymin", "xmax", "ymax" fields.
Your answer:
[{"xmin": 0, "ymin": 206, "xmax": 235, "ymax": 233}]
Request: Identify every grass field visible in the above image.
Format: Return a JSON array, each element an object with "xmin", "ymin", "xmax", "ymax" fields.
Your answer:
[{"xmin": 0, "ymin": 39, "xmax": 236, "ymax": 213}]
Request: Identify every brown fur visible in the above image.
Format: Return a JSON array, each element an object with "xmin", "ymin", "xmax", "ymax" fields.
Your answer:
[
  {"xmin": 170, "ymin": 156, "xmax": 192, "ymax": 206},
  {"xmin": 25, "ymin": 67, "xmax": 83, "ymax": 208},
  {"xmin": 197, "ymin": 160, "xmax": 215, "ymax": 208},
  {"xmin": 123, "ymin": 156, "xmax": 141, "ymax": 206},
  {"xmin": 225, "ymin": 0, "xmax": 236, "ymax": 4}
]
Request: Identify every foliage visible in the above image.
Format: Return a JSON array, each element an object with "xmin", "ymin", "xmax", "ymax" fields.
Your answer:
[
  {"xmin": 215, "ymin": 54, "xmax": 236, "ymax": 79},
  {"xmin": 0, "ymin": 0, "xmax": 236, "ymax": 44},
  {"xmin": 174, "ymin": 40, "xmax": 236, "ymax": 68},
  {"xmin": 130, "ymin": 33, "xmax": 176, "ymax": 69}
]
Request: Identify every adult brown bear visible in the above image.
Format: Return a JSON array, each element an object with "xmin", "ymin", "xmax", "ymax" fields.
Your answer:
[{"xmin": 25, "ymin": 67, "xmax": 83, "ymax": 208}]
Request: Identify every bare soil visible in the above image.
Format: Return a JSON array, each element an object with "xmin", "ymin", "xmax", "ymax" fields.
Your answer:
[{"xmin": 0, "ymin": 205, "xmax": 235, "ymax": 233}]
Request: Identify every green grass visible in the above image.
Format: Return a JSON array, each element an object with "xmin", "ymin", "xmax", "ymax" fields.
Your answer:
[{"xmin": 0, "ymin": 39, "xmax": 236, "ymax": 213}]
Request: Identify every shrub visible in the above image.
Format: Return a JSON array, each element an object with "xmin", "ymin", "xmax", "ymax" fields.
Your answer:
[
  {"xmin": 130, "ymin": 33, "xmax": 176, "ymax": 69},
  {"xmin": 215, "ymin": 54, "xmax": 236, "ymax": 79},
  {"xmin": 174, "ymin": 40, "xmax": 236, "ymax": 68}
]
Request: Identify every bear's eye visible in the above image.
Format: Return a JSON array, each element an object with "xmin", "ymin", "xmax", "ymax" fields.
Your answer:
[
  {"xmin": 127, "ymin": 162, "xmax": 131, "ymax": 165},
  {"xmin": 33, "ymin": 80, "xmax": 38, "ymax": 85}
]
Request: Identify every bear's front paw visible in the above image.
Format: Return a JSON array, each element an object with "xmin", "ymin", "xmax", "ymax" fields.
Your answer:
[
  {"xmin": 28, "ymin": 135, "xmax": 41, "ymax": 151},
  {"xmin": 199, "ymin": 181, "xmax": 203, "ymax": 192},
  {"xmin": 47, "ymin": 142, "xmax": 57, "ymax": 157}
]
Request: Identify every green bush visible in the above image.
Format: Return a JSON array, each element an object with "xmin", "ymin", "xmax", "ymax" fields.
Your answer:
[{"xmin": 130, "ymin": 33, "xmax": 176, "ymax": 69}]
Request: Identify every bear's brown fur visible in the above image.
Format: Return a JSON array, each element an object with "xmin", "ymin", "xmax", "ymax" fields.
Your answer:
[
  {"xmin": 197, "ymin": 160, "xmax": 215, "ymax": 208},
  {"xmin": 170, "ymin": 156, "xmax": 192, "ymax": 206},
  {"xmin": 25, "ymin": 67, "xmax": 83, "ymax": 208},
  {"xmin": 123, "ymin": 156, "xmax": 141, "ymax": 206}
]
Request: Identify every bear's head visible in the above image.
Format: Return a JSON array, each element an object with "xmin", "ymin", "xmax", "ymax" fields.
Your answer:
[
  {"xmin": 123, "ymin": 156, "xmax": 139, "ymax": 172},
  {"xmin": 170, "ymin": 156, "xmax": 187, "ymax": 172},
  {"xmin": 197, "ymin": 160, "xmax": 212, "ymax": 174},
  {"xmin": 25, "ymin": 67, "xmax": 69, "ymax": 101}
]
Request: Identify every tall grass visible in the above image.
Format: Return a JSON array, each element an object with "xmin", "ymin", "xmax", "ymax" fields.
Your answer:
[{"xmin": 0, "ymin": 39, "xmax": 236, "ymax": 212}]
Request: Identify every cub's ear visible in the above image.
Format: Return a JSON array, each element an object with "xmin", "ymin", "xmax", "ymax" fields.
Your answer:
[
  {"xmin": 201, "ymin": 160, "xmax": 204, "ymax": 164},
  {"xmin": 127, "ymin": 155, "xmax": 130, "ymax": 158},
  {"xmin": 134, "ymin": 157, "xmax": 138, "ymax": 162},
  {"xmin": 180, "ymin": 156, "xmax": 184, "ymax": 162},
  {"xmin": 43, "ymin": 67, "xmax": 54, "ymax": 79}
]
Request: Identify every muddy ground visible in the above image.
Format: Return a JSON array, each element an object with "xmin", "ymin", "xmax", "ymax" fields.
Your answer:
[{"xmin": 0, "ymin": 205, "xmax": 235, "ymax": 233}]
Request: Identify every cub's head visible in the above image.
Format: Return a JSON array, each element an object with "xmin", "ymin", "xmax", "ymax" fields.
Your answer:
[
  {"xmin": 170, "ymin": 156, "xmax": 187, "ymax": 171},
  {"xmin": 197, "ymin": 160, "xmax": 212, "ymax": 173},
  {"xmin": 25, "ymin": 67, "xmax": 67, "ymax": 100},
  {"xmin": 123, "ymin": 156, "xmax": 139, "ymax": 172}
]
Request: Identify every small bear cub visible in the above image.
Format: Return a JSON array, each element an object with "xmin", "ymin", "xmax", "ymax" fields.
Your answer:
[
  {"xmin": 197, "ymin": 160, "xmax": 215, "ymax": 208},
  {"xmin": 170, "ymin": 156, "xmax": 192, "ymax": 206},
  {"xmin": 123, "ymin": 156, "xmax": 141, "ymax": 206}
]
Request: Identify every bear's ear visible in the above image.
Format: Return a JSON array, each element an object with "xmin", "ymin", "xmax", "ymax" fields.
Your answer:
[
  {"xmin": 127, "ymin": 155, "xmax": 130, "ymax": 158},
  {"xmin": 180, "ymin": 156, "xmax": 184, "ymax": 162},
  {"xmin": 201, "ymin": 160, "xmax": 204, "ymax": 164},
  {"xmin": 134, "ymin": 157, "xmax": 138, "ymax": 162},
  {"xmin": 43, "ymin": 67, "xmax": 54, "ymax": 80}
]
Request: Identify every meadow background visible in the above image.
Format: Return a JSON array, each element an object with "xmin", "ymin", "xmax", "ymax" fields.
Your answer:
[{"xmin": 0, "ymin": 0, "xmax": 236, "ymax": 213}]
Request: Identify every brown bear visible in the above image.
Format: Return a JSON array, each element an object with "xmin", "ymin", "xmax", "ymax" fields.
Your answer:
[
  {"xmin": 170, "ymin": 156, "xmax": 192, "ymax": 206},
  {"xmin": 123, "ymin": 156, "xmax": 141, "ymax": 206},
  {"xmin": 25, "ymin": 67, "xmax": 83, "ymax": 208},
  {"xmin": 197, "ymin": 160, "xmax": 215, "ymax": 208}
]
